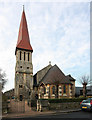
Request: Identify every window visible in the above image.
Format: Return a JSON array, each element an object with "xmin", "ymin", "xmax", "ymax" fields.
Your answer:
[
  {"xmin": 28, "ymin": 53, "xmax": 30, "ymax": 61},
  {"xmin": 52, "ymin": 86, "xmax": 55, "ymax": 94},
  {"xmin": 47, "ymin": 87, "xmax": 49, "ymax": 93},
  {"xmin": 20, "ymin": 51, "xmax": 21, "ymax": 60},
  {"xmin": 60, "ymin": 91, "xmax": 62, "ymax": 94},
  {"xmin": 24, "ymin": 52, "xmax": 25, "ymax": 61},
  {"xmin": 19, "ymin": 95, "xmax": 23, "ymax": 101},
  {"xmin": 20, "ymin": 66, "xmax": 22, "ymax": 68},
  {"xmin": 63, "ymin": 85, "xmax": 66, "ymax": 93},
  {"xmin": 27, "ymin": 67, "xmax": 29, "ymax": 69},
  {"xmin": 19, "ymin": 85, "xmax": 23, "ymax": 88},
  {"xmin": 29, "ymin": 92, "xmax": 31, "ymax": 95},
  {"xmin": 44, "ymin": 87, "xmax": 46, "ymax": 94}
]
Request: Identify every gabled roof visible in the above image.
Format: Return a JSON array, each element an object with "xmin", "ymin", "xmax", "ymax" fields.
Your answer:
[
  {"xmin": 37, "ymin": 64, "xmax": 52, "ymax": 74},
  {"xmin": 33, "ymin": 64, "xmax": 52, "ymax": 86},
  {"xmin": 15, "ymin": 9, "xmax": 33, "ymax": 54},
  {"xmin": 66, "ymin": 75, "xmax": 75, "ymax": 81},
  {"xmin": 39, "ymin": 65, "xmax": 72, "ymax": 85}
]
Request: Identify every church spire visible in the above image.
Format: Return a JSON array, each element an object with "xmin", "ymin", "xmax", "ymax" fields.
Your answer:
[
  {"xmin": 15, "ymin": 7, "xmax": 33, "ymax": 54},
  {"xmin": 23, "ymin": 5, "xmax": 24, "ymax": 11}
]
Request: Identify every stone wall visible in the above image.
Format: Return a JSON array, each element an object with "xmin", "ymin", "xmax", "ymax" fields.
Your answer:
[
  {"xmin": 49, "ymin": 102, "xmax": 80, "ymax": 110},
  {"xmin": 15, "ymin": 49, "xmax": 33, "ymax": 100},
  {"xmin": 37, "ymin": 99, "xmax": 49, "ymax": 112},
  {"xmin": 37, "ymin": 99, "xmax": 80, "ymax": 112}
]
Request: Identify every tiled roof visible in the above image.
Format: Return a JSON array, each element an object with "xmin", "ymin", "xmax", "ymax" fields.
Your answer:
[
  {"xmin": 33, "ymin": 64, "xmax": 52, "ymax": 86},
  {"xmin": 39, "ymin": 65, "xmax": 72, "ymax": 85},
  {"xmin": 66, "ymin": 75, "xmax": 75, "ymax": 81},
  {"xmin": 15, "ymin": 9, "xmax": 33, "ymax": 54}
]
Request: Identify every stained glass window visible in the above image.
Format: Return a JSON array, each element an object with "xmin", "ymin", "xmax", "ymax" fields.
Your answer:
[{"xmin": 63, "ymin": 85, "xmax": 66, "ymax": 93}]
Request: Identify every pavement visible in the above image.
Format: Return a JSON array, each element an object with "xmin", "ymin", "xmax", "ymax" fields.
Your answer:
[{"xmin": 2, "ymin": 109, "xmax": 81, "ymax": 118}]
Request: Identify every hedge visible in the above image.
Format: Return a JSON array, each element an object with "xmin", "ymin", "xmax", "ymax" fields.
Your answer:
[{"xmin": 39, "ymin": 97, "xmax": 88, "ymax": 103}]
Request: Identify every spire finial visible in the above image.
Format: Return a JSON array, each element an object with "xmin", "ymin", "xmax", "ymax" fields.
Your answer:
[
  {"xmin": 49, "ymin": 61, "xmax": 51, "ymax": 65},
  {"xmin": 23, "ymin": 5, "xmax": 25, "ymax": 11}
]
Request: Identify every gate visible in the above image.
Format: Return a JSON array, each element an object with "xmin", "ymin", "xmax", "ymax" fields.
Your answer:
[{"xmin": 9, "ymin": 99, "xmax": 25, "ymax": 113}]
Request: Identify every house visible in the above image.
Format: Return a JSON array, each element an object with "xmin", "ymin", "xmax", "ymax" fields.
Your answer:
[
  {"xmin": 4, "ymin": 89, "xmax": 14, "ymax": 99},
  {"xmin": 75, "ymin": 86, "xmax": 92, "ymax": 97}
]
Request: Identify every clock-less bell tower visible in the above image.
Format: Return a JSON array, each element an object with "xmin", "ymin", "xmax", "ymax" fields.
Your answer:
[{"xmin": 15, "ymin": 7, "xmax": 33, "ymax": 101}]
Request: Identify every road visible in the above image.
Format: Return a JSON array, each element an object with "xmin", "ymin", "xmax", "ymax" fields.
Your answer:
[
  {"xmin": 2, "ymin": 111, "xmax": 92, "ymax": 120},
  {"xmin": 34, "ymin": 111, "xmax": 92, "ymax": 119},
  {"xmin": 35, "ymin": 111, "xmax": 92, "ymax": 118}
]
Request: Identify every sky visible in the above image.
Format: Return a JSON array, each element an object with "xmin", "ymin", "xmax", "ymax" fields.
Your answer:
[{"xmin": 0, "ymin": 0, "xmax": 91, "ymax": 92}]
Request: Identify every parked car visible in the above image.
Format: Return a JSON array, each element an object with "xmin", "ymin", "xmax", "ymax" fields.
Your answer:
[{"xmin": 80, "ymin": 98, "xmax": 92, "ymax": 111}]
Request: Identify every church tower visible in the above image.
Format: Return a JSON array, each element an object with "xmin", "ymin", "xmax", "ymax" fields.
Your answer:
[{"xmin": 15, "ymin": 7, "xmax": 33, "ymax": 101}]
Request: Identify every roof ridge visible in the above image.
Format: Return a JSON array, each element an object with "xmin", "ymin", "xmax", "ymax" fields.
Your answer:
[
  {"xmin": 39, "ymin": 65, "xmax": 72, "ymax": 85},
  {"xmin": 66, "ymin": 74, "xmax": 75, "ymax": 81},
  {"xmin": 53, "ymin": 64, "xmax": 65, "ymax": 76},
  {"xmin": 39, "ymin": 66, "xmax": 53, "ymax": 85},
  {"xmin": 37, "ymin": 64, "xmax": 52, "ymax": 73}
]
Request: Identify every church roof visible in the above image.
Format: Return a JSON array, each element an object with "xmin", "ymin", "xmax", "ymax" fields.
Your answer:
[
  {"xmin": 33, "ymin": 63, "xmax": 52, "ymax": 86},
  {"xmin": 15, "ymin": 9, "xmax": 33, "ymax": 54},
  {"xmin": 66, "ymin": 75, "xmax": 76, "ymax": 81},
  {"xmin": 39, "ymin": 65, "xmax": 72, "ymax": 85}
]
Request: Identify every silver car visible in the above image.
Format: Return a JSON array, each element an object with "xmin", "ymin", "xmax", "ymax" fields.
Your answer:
[{"xmin": 80, "ymin": 98, "xmax": 92, "ymax": 111}]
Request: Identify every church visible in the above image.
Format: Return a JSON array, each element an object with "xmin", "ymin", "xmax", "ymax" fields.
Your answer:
[{"xmin": 14, "ymin": 8, "xmax": 75, "ymax": 101}]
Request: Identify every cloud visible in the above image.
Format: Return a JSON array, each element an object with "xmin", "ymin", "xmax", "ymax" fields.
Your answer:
[{"xmin": 0, "ymin": 2, "xmax": 90, "ymax": 92}]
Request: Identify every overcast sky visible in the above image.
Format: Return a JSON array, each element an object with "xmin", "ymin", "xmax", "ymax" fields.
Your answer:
[{"xmin": 0, "ymin": 0, "xmax": 91, "ymax": 92}]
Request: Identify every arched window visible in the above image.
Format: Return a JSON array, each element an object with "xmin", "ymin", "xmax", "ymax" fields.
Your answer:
[
  {"xmin": 52, "ymin": 86, "xmax": 55, "ymax": 94},
  {"xmin": 28, "ymin": 53, "xmax": 30, "ymax": 61},
  {"xmin": 24, "ymin": 52, "xmax": 25, "ymax": 61},
  {"xmin": 63, "ymin": 85, "xmax": 66, "ymax": 93},
  {"xmin": 20, "ymin": 51, "xmax": 21, "ymax": 60},
  {"xmin": 44, "ymin": 87, "xmax": 46, "ymax": 94}
]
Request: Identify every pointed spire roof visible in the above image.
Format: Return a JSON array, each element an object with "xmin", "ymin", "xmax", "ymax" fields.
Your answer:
[{"xmin": 15, "ymin": 7, "xmax": 33, "ymax": 54}]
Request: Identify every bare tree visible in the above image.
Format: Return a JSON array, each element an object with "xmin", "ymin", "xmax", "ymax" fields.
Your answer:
[
  {"xmin": 0, "ymin": 68, "xmax": 7, "ymax": 90},
  {"xmin": 79, "ymin": 75, "xmax": 91, "ymax": 97}
]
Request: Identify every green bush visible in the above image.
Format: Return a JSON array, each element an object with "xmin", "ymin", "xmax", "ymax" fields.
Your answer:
[{"xmin": 39, "ymin": 97, "xmax": 88, "ymax": 103}]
